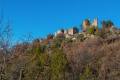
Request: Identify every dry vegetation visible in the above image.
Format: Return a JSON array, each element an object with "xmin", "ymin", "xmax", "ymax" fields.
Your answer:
[
  {"xmin": 1, "ymin": 35, "xmax": 120, "ymax": 80},
  {"xmin": 1, "ymin": 8, "xmax": 120, "ymax": 80}
]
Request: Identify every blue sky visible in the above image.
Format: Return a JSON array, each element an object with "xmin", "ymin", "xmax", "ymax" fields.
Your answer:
[{"xmin": 0, "ymin": 0, "xmax": 120, "ymax": 42}]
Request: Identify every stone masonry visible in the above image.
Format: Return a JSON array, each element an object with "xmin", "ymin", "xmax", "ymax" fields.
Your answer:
[
  {"xmin": 55, "ymin": 27, "xmax": 79, "ymax": 38},
  {"xmin": 82, "ymin": 18, "xmax": 98, "ymax": 31},
  {"xmin": 90, "ymin": 18, "xmax": 98, "ymax": 27}
]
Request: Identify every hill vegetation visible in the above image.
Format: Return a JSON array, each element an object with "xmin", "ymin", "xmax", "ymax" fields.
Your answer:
[{"xmin": 1, "ymin": 12, "xmax": 120, "ymax": 80}]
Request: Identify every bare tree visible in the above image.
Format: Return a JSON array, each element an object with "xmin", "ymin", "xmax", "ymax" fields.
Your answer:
[
  {"xmin": 0, "ymin": 2, "xmax": 14, "ymax": 79},
  {"xmin": 22, "ymin": 31, "xmax": 33, "ymax": 43}
]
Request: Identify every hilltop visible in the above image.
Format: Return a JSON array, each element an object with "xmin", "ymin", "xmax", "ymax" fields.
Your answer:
[
  {"xmin": 39, "ymin": 18, "xmax": 120, "ymax": 43},
  {"xmin": 1, "ymin": 19, "xmax": 120, "ymax": 80}
]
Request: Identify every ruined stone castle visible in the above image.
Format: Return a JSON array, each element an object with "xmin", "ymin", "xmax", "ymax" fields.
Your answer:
[
  {"xmin": 54, "ymin": 18, "xmax": 99, "ymax": 39},
  {"xmin": 55, "ymin": 27, "xmax": 79, "ymax": 38},
  {"xmin": 40, "ymin": 18, "xmax": 120, "ymax": 42},
  {"xmin": 54, "ymin": 18, "xmax": 120, "ymax": 39},
  {"xmin": 80, "ymin": 18, "xmax": 99, "ymax": 38},
  {"xmin": 82, "ymin": 18, "xmax": 98, "ymax": 31}
]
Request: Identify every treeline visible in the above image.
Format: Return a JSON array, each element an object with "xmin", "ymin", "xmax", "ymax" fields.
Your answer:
[
  {"xmin": 1, "ymin": 34, "xmax": 120, "ymax": 80},
  {"xmin": 1, "ymin": 7, "xmax": 120, "ymax": 79},
  {"xmin": 0, "ymin": 38, "xmax": 99, "ymax": 80}
]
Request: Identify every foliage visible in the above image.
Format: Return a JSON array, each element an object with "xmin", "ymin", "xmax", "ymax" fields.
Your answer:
[
  {"xmin": 87, "ymin": 26, "xmax": 106, "ymax": 38},
  {"xmin": 24, "ymin": 45, "xmax": 51, "ymax": 80},
  {"xmin": 47, "ymin": 34, "xmax": 54, "ymax": 39},
  {"xmin": 95, "ymin": 26, "xmax": 99, "ymax": 30},
  {"xmin": 85, "ymin": 19, "xmax": 90, "ymax": 25},
  {"xmin": 94, "ymin": 27, "xmax": 100, "ymax": 35},
  {"xmin": 23, "ymin": 44, "xmax": 70, "ymax": 80},
  {"xmin": 32, "ymin": 38, "xmax": 40, "ymax": 43},
  {"xmin": 87, "ymin": 27, "xmax": 104, "ymax": 37},
  {"xmin": 51, "ymin": 49, "xmax": 69, "ymax": 80},
  {"xmin": 80, "ymin": 64, "xmax": 94, "ymax": 80},
  {"xmin": 63, "ymin": 38, "xmax": 72, "ymax": 45},
  {"xmin": 76, "ymin": 34, "xmax": 84, "ymax": 39},
  {"xmin": 105, "ymin": 21, "xmax": 113, "ymax": 27},
  {"xmin": 52, "ymin": 39, "xmax": 64, "ymax": 48},
  {"xmin": 97, "ymin": 29, "xmax": 106, "ymax": 38},
  {"xmin": 87, "ymin": 27, "xmax": 95, "ymax": 34},
  {"xmin": 55, "ymin": 33, "xmax": 65, "ymax": 39},
  {"xmin": 101, "ymin": 21, "xmax": 113, "ymax": 28}
]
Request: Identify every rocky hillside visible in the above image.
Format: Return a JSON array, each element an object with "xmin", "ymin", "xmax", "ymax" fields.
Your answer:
[
  {"xmin": 1, "ymin": 35, "xmax": 120, "ymax": 80},
  {"xmin": 1, "ymin": 20, "xmax": 120, "ymax": 80}
]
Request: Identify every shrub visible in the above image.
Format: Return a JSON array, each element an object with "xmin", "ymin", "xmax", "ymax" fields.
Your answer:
[
  {"xmin": 94, "ymin": 27, "xmax": 100, "ymax": 35},
  {"xmin": 24, "ymin": 45, "xmax": 51, "ymax": 80},
  {"xmin": 47, "ymin": 34, "xmax": 54, "ymax": 39},
  {"xmin": 101, "ymin": 21, "xmax": 113, "ymax": 28},
  {"xmin": 80, "ymin": 64, "xmax": 94, "ymax": 80},
  {"xmin": 85, "ymin": 19, "xmax": 90, "ymax": 25},
  {"xmin": 95, "ymin": 26, "xmax": 99, "ymax": 29},
  {"xmin": 51, "ymin": 49, "xmax": 69, "ymax": 80},
  {"xmin": 76, "ymin": 34, "xmax": 84, "ymax": 39},
  {"xmin": 52, "ymin": 39, "xmax": 64, "ymax": 48},
  {"xmin": 105, "ymin": 21, "xmax": 113, "ymax": 27},
  {"xmin": 97, "ymin": 29, "xmax": 106, "ymax": 38},
  {"xmin": 87, "ymin": 27, "xmax": 95, "ymax": 35},
  {"xmin": 55, "ymin": 33, "xmax": 65, "ymax": 39},
  {"xmin": 32, "ymin": 38, "xmax": 40, "ymax": 43},
  {"xmin": 46, "ymin": 45, "xmax": 52, "ymax": 50},
  {"xmin": 63, "ymin": 38, "xmax": 72, "ymax": 44}
]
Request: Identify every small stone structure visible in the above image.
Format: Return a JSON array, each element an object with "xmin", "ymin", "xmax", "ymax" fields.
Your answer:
[
  {"xmin": 54, "ymin": 18, "xmax": 120, "ymax": 41},
  {"xmin": 109, "ymin": 26, "xmax": 120, "ymax": 36},
  {"xmin": 82, "ymin": 18, "xmax": 98, "ymax": 31},
  {"xmin": 68, "ymin": 27, "xmax": 79, "ymax": 35},
  {"xmin": 39, "ymin": 38, "xmax": 43, "ymax": 42},
  {"xmin": 90, "ymin": 18, "xmax": 98, "ymax": 27},
  {"xmin": 55, "ymin": 27, "xmax": 79, "ymax": 38},
  {"xmin": 55, "ymin": 29, "xmax": 67, "ymax": 37},
  {"xmin": 55, "ymin": 19, "xmax": 98, "ymax": 39},
  {"xmin": 82, "ymin": 19, "xmax": 90, "ymax": 31},
  {"xmin": 81, "ymin": 18, "xmax": 98, "ymax": 38},
  {"xmin": 38, "ymin": 18, "xmax": 120, "ymax": 43}
]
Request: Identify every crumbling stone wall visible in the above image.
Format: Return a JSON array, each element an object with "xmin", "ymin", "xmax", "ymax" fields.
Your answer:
[
  {"xmin": 55, "ymin": 29, "xmax": 65, "ymax": 37},
  {"xmin": 55, "ymin": 27, "xmax": 79, "ymax": 38},
  {"xmin": 82, "ymin": 18, "xmax": 98, "ymax": 31},
  {"xmin": 64, "ymin": 29, "xmax": 68, "ymax": 34},
  {"xmin": 82, "ymin": 19, "xmax": 90, "ymax": 30},
  {"xmin": 90, "ymin": 18, "xmax": 98, "ymax": 27},
  {"xmin": 68, "ymin": 27, "xmax": 79, "ymax": 35}
]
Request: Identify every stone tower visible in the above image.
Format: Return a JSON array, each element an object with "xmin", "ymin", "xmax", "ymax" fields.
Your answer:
[
  {"xmin": 68, "ymin": 27, "xmax": 79, "ymax": 35},
  {"xmin": 90, "ymin": 18, "xmax": 98, "ymax": 27},
  {"xmin": 82, "ymin": 19, "xmax": 90, "ymax": 31}
]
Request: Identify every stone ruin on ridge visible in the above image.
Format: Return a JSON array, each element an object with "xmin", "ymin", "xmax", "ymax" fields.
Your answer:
[
  {"xmin": 39, "ymin": 18, "xmax": 120, "ymax": 43},
  {"xmin": 80, "ymin": 18, "xmax": 98, "ymax": 37},
  {"xmin": 55, "ymin": 27, "xmax": 79, "ymax": 38},
  {"xmin": 82, "ymin": 18, "xmax": 98, "ymax": 31}
]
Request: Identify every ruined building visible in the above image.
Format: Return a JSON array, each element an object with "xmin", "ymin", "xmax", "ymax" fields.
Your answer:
[
  {"xmin": 90, "ymin": 18, "xmax": 98, "ymax": 27},
  {"xmin": 38, "ymin": 18, "xmax": 120, "ymax": 43},
  {"xmin": 55, "ymin": 19, "xmax": 98, "ymax": 39},
  {"xmin": 55, "ymin": 27, "xmax": 79, "ymax": 38},
  {"xmin": 82, "ymin": 18, "xmax": 98, "ymax": 31},
  {"xmin": 79, "ymin": 18, "xmax": 98, "ymax": 38},
  {"xmin": 53, "ymin": 18, "xmax": 120, "ymax": 40},
  {"xmin": 82, "ymin": 19, "xmax": 90, "ymax": 30}
]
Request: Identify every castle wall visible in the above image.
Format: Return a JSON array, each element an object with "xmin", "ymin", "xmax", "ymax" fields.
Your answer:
[
  {"xmin": 55, "ymin": 27, "xmax": 79, "ymax": 38},
  {"xmin": 73, "ymin": 27, "xmax": 79, "ymax": 34},
  {"xmin": 64, "ymin": 29, "xmax": 68, "ymax": 34},
  {"xmin": 82, "ymin": 19, "xmax": 90, "ymax": 30},
  {"xmin": 90, "ymin": 18, "xmax": 98, "ymax": 27},
  {"xmin": 68, "ymin": 28, "xmax": 73, "ymax": 35},
  {"xmin": 55, "ymin": 29, "xmax": 64, "ymax": 37},
  {"xmin": 68, "ymin": 27, "xmax": 79, "ymax": 35}
]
